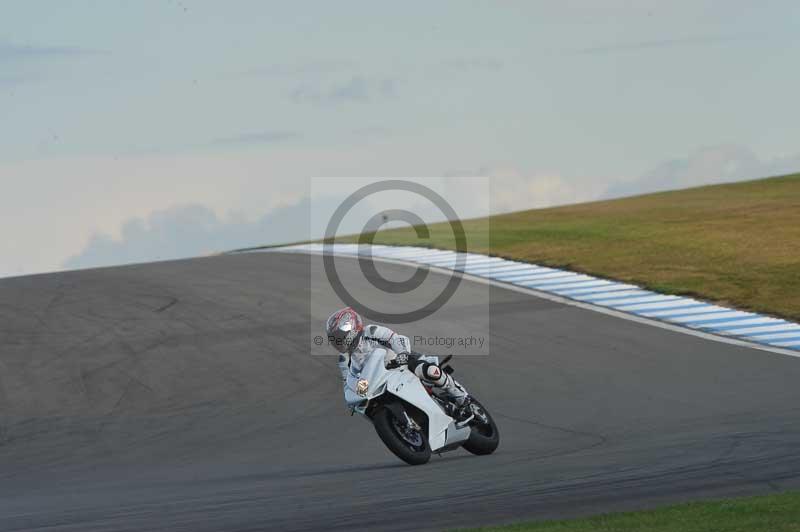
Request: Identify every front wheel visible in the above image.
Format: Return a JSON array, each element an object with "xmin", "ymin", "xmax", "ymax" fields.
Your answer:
[
  {"xmin": 373, "ymin": 405, "xmax": 431, "ymax": 465},
  {"xmin": 462, "ymin": 398, "xmax": 500, "ymax": 455}
]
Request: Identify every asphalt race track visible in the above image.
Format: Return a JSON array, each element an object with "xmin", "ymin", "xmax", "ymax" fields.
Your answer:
[{"xmin": 1, "ymin": 251, "xmax": 800, "ymax": 531}]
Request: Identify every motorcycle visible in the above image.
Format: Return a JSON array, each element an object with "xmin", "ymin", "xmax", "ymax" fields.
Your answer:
[{"xmin": 345, "ymin": 350, "xmax": 500, "ymax": 465}]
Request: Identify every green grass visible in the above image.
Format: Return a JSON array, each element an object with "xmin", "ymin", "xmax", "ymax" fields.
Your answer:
[
  {"xmin": 451, "ymin": 491, "xmax": 800, "ymax": 532},
  {"xmin": 340, "ymin": 174, "xmax": 800, "ymax": 322}
]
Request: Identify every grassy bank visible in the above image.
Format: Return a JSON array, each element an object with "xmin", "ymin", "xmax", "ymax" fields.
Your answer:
[
  {"xmin": 452, "ymin": 491, "xmax": 800, "ymax": 532},
  {"xmin": 343, "ymin": 174, "xmax": 800, "ymax": 321}
]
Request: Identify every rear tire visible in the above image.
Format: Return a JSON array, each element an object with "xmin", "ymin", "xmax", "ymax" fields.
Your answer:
[
  {"xmin": 373, "ymin": 405, "xmax": 431, "ymax": 465},
  {"xmin": 462, "ymin": 398, "xmax": 500, "ymax": 456}
]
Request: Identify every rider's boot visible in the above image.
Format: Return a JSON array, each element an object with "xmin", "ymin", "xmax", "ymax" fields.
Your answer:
[
  {"xmin": 414, "ymin": 363, "xmax": 471, "ymax": 420},
  {"xmin": 452, "ymin": 395, "xmax": 474, "ymax": 422}
]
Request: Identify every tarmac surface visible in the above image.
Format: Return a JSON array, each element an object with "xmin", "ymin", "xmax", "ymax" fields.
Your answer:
[{"xmin": 1, "ymin": 251, "xmax": 799, "ymax": 531}]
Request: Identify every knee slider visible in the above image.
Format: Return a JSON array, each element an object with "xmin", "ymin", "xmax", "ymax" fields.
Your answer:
[{"xmin": 415, "ymin": 362, "xmax": 446, "ymax": 386}]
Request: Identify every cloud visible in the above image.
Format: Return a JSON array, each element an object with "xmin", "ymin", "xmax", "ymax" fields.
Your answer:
[
  {"xmin": 0, "ymin": 75, "xmax": 27, "ymax": 87},
  {"xmin": 206, "ymin": 130, "xmax": 298, "ymax": 147},
  {"xmin": 438, "ymin": 58, "xmax": 504, "ymax": 72},
  {"xmin": 490, "ymin": 173, "xmax": 604, "ymax": 212},
  {"xmin": 606, "ymin": 145, "xmax": 800, "ymax": 198},
  {"xmin": 349, "ymin": 126, "xmax": 394, "ymax": 140},
  {"xmin": 290, "ymin": 76, "xmax": 396, "ymax": 105},
  {"xmin": 63, "ymin": 202, "xmax": 308, "ymax": 270},
  {"xmin": 442, "ymin": 169, "xmax": 607, "ymax": 216},
  {"xmin": 59, "ymin": 144, "xmax": 799, "ymax": 274},
  {"xmin": 61, "ymin": 193, "xmax": 377, "ymax": 271},
  {"xmin": 573, "ymin": 33, "xmax": 762, "ymax": 55},
  {"xmin": 119, "ymin": 131, "xmax": 300, "ymax": 156},
  {"xmin": 61, "ymin": 174, "xmax": 602, "ymax": 272},
  {"xmin": 488, "ymin": 173, "xmax": 606, "ymax": 213},
  {"xmin": 0, "ymin": 41, "xmax": 100, "ymax": 62},
  {"xmin": 0, "ymin": 41, "xmax": 103, "ymax": 89},
  {"xmin": 234, "ymin": 60, "xmax": 354, "ymax": 78}
]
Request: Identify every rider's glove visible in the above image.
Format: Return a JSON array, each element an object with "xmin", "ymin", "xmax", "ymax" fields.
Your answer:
[{"xmin": 387, "ymin": 352, "xmax": 409, "ymax": 369}]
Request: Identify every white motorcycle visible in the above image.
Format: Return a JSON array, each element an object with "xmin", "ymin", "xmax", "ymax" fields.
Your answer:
[{"xmin": 345, "ymin": 350, "xmax": 500, "ymax": 465}]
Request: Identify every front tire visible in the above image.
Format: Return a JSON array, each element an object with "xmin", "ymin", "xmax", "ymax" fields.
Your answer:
[
  {"xmin": 373, "ymin": 405, "xmax": 431, "ymax": 465},
  {"xmin": 462, "ymin": 398, "xmax": 500, "ymax": 455}
]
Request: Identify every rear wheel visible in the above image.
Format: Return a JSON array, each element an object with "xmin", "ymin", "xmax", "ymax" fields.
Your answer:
[
  {"xmin": 373, "ymin": 404, "xmax": 431, "ymax": 465},
  {"xmin": 462, "ymin": 398, "xmax": 500, "ymax": 455}
]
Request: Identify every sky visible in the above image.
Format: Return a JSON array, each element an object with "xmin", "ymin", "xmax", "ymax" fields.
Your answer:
[{"xmin": 1, "ymin": 1, "xmax": 799, "ymax": 278}]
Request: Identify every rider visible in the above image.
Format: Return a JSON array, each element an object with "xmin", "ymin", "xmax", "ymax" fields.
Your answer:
[{"xmin": 325, "ymin": 306, "xmax": 471, "ymax": 419}]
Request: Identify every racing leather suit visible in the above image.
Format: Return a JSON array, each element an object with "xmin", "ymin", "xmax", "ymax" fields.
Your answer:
[{"xmin": 339, "ymin": 324, "xmax": 468, "ymax": 407}]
